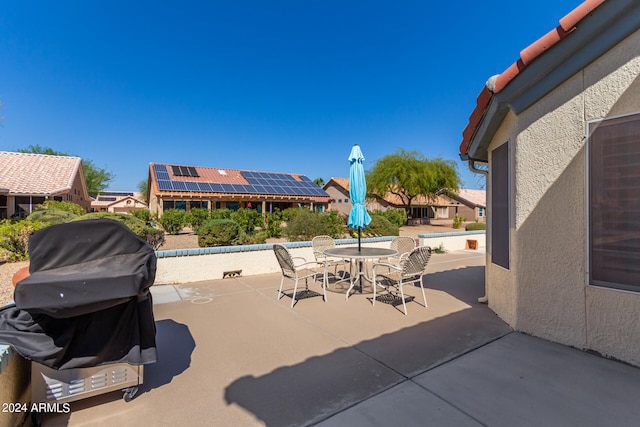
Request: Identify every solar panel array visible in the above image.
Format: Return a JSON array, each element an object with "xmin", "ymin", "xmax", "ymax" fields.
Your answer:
[{"xmin": 153, "ymin": 164, "xmax": 328, "ymax": 197}]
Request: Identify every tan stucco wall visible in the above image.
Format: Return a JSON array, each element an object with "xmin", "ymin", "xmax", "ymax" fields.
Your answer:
[
  {"xmin": 486, "ymin": 112, "xmax": 518, "ymax": 327},
  {"xmin": 486, "ymin": 29, "xmax": 640, "ymax": 365},
  {"xmin": 69, "ymin": 171, "xmax": 91, "ymax": 212},
  {"xmin": 325, "ymin": 184, "xmax": 351, "ymax": 215}
]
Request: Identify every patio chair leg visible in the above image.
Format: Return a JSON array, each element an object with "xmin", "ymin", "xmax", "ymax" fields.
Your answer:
[
  {"xmin": 291, "ymin": 278, "xmax": 298, "ymax": 308},
  {"xmin": 278, "ymin": 276, "xmax": 285, "ymax": 300},
  {"xmin": 399, "ymin": 281, "xmax": 408, "ymax": 315},
  {"xmin": 420, "ymin": 279, "xmax": 427, "ymax": 308},
  {"xmin": 372, "ymin": 272, "xmax": 377, "ymax": 307}
]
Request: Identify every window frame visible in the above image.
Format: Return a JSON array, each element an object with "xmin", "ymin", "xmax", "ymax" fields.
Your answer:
[
  {"xmin": 587, "ymin": 111, "xmax": 640, "ymax": 292},
  {"xmin": 491, "ymin": 141, "xmax": 510, "ymax": 270}
]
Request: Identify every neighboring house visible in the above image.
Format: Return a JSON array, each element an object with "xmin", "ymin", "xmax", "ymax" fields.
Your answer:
[
  {"xmin": 323, "ymin": 178, "xmax": 385, "ymax": 216},
  {"xmin": 440, "ymin": 189, "xmax": 487, "ymax": 223},
  {"xmin": 323, "ymin": 177, "xmax": 484, "ymax": 224},
  {"xmin": 91, "ymin": 191, "xmax": 147, "ymax": 214},
  {"xmin": 0, "ymin": 151, "xmax": 91, "ymax": 218},
  {"xmin": 459, "ymin": 0, "xmax": 640, "ymax": 366},
  {"xmin": 148, "ymin": 163, "xmax": 330, "ymax": 216}
]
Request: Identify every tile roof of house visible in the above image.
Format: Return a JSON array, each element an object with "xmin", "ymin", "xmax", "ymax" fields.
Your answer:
[
  {"xmin": 325, "ymin": 177, "xmax": 455, "ymax": 207},
  {"xmin": 91, "ymin": 193, "xmax": 146, "ymax": 208},
  {"xmin": 451, "ymin": 189, "xmax": 486, "ymax": 207},
  {"xmin": 150, "ymin": 163, "xmax": 330, "ymax": 201},
  {"xmin": 324, "ymin": 177, "xmax": 350, "ymax": 192},
  {"xmin": 459, "ymin": 0, "xmax": 606, "ymax": 157},
  {"xmin": 0, "ymin": 151, "xmax": 84, "ymax": 196}
]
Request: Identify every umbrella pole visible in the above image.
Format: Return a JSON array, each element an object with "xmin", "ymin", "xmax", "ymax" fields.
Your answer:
[{"xmin": 358, "ymin": 227, "xmax": 363, "ymax": 292}]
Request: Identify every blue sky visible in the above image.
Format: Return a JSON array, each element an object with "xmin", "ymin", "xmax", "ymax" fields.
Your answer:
[{"xmin": 1, "ymin": 1, "xmax": 584, "ymax": 191}]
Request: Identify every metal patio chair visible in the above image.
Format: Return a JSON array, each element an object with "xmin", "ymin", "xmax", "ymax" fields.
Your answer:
[
  {"xmin": 389, "ymin": 236, "xmax": 417, "ymax": 266},
  {"xmin": 372, "ymin": 246, "xmax": 432, "ymax": 315},
  {"xmin": 311, "ymin": 235, "xmax": 349, "ymax": 280},
  {"xmin": 273, "ymin": 244, "xmax": 326, "ymax": 308}
]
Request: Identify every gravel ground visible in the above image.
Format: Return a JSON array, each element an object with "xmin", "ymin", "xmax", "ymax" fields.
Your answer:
[
  {"xmin": 0, "ymin": 261, "xmax": 29, "ymax": 306},
  {"xmin": 0, "ymin": 223, "xmax": 461, "ymax": 306}
]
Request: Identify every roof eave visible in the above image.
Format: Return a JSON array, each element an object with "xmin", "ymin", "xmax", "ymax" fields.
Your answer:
[{"xmin": 462, "ymin": 0, "xmax": 640, "ymax": 164}]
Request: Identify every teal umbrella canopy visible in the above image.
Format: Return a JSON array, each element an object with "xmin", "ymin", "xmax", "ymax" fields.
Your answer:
[{"xmin": 347, "ymin": 145, "xmax": 371, "ymax": 234}]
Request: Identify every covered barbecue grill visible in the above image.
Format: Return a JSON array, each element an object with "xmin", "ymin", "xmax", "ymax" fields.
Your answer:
[{"xmin": 0, "ymin": 218, "xmax": 157, "ymax": 408}]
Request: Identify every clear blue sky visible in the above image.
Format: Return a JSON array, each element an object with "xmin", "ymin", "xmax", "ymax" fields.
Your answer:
[{"xmin": 1, "ymin": 1, "xmax": 583, "ymax": 191}]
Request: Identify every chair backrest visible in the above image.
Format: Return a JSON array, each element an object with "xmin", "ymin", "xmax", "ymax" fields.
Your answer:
[
  {"xmin": 312, "ymin": 235, "xmax": 336, "ymax": 258},
  {"xmin": 402, "ymin": 246, "xmax": 432, "ymax": 277},
  {"xmin": 273, "ymin": 244, "xmax": 296, "ymax": 277},
  {"xmin": 391, "ymin": 236, "xmax": 416, "ymax": 258}
]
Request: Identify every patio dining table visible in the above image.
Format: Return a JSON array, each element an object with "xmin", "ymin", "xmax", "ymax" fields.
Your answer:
[{"xmin": 323, "ymin": 247, "xmax": 398, "ymax": 299}]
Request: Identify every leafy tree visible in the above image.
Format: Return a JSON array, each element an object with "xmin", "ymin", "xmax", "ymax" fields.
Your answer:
[
  {"xmin": 17, "ymin": 145, "xmax": 114, "ymax": 195},
  {"xmin": 313, "ymin": 177, "xmax": 325, "ymax": 187},
  {"xmin": 366, "ymin": 149, "xmax": 461, "ymax": 216},
  {"xmin": 138, "ymin": 180, "xmax": 148, "ymax": 199}
]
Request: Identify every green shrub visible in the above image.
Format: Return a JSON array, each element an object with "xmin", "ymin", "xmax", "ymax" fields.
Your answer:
[
  {"xmin": 452, "ymin": 214, "xmax": 466, "ymax": 229},
  {"xmin": 322, "ymin": 210, "xmax": 347, "ymax": 237},
  {"xmin": 0, "ymin": 219, "xmax": 49, "ymax": 261},
  {"xmin": 158, "ymin": 209, "xmax": 186, "ymax": 234},
  {"xmin": 131, "ymin": 208, "xmax": 152, "ymax": 225},
  {"xmin": 72, "ymin": 212, "xmax": 165, "ymax": 249},
  {"xmin": 244, "ymin": 230, "xmax": 268, "ymax": 245},
  {"xmin": 263, "ymin": 212, "xmax": 283, "ymax": 238},
  {"xmin": 354, "ymin": 214, "xmax": 398, "ymax": 237},
  {"xmin": 198, "ymin": 219, "xmax": 241, "ymax": 247},
  {"xmin": 230, "ymin": 208, "xmax": 261, "ymax": 235},
  {"xmin": 465, "ymin": 221, "xmax": 486, "ymax": 231},
  {"xmin": 210, "ymin": 209, "xmax": 232, "ymax": 220},
  {"xmin": 281, "ymin": 207, "xmax": 302, "ymax": 222},
  {"xmin": 36, "ymin": 200, "xmax": 85, "ymax": 216},
  {"xmin": 27, "ymin": 209, "xmax": 79, "ymax": 225},
  {"xmin": 283, "ymin": 210, "xmax": 346, "ymax": 241},
  {"xmin": 185, "ymin": 208, "xmax": 210, "ymax": 233},
  {"xmin": 372, "ymin": 208, "xmax": 407, "ymax": 228}
]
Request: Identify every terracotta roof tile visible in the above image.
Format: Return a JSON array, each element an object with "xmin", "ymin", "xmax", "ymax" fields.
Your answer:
[
  {"xmin": 0, "ymin": 151, "xmax": 82, "ymax": 195},
  {"xmin": 460, "ymin": 0, "xmax": 606, "ymax": 156},
  {"xmin": 452, "ymin": 189, "xmax": 486, "ymax": 207}
]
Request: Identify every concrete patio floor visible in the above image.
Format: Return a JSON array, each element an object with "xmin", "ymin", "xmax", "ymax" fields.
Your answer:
[{"xmin": 40, "ymin": 249, "xmax": 640, "ymax": 426}]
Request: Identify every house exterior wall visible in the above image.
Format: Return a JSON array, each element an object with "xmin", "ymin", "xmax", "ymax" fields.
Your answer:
[
  {"xmin": 486, "ymin": 29, "xmax": 640, "ymax": 365},
  {"xmin": 324, "ymin": 183, "xmax": 351, "ymax": 215},
  {"xmin": 67, "ymin": 170, "xmax": 91, "ymax": 212}
]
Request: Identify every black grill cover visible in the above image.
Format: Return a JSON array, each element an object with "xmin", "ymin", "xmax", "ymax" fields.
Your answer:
[{"xmin": 0, "ymin": 219, "xmax": 158, "ymax": 370}]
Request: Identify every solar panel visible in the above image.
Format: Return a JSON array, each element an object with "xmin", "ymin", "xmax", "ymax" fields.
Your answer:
[
  {"xmin": 153, "ymin": 166, "xmax": 330, "ymax": 197},
  {"xmin": 157, "ymin": 180, "xmax": 173, "ymax": 191},
  {"xmin": 172, "ymin": 181, "xmax": 187, "ymax": 191},
  {"xmin": 170, "ymin": 165, "xmax": 200, "ymax": 177},
  {"xmin": 198, "ymin": 182, "xmax": 212, "ymax": 192},
  {"xmin": 185, "ymin": 182, "xmax": 200, "ymax": 191}
]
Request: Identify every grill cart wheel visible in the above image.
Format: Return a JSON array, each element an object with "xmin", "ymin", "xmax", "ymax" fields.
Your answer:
[{"xmin": 123, "ymin": 386, "xmax": 139, "ymax": 402}]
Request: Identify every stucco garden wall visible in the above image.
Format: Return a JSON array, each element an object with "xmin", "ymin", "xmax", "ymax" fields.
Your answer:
[{"xmin": 486, "ymin": 29, "xmax": 640, "ymax": 365}]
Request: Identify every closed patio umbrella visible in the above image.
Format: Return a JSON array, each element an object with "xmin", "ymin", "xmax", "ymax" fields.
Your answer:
[{"xmin": 347, "ymin": 144, "xmax": 371, "ymax": 251}]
